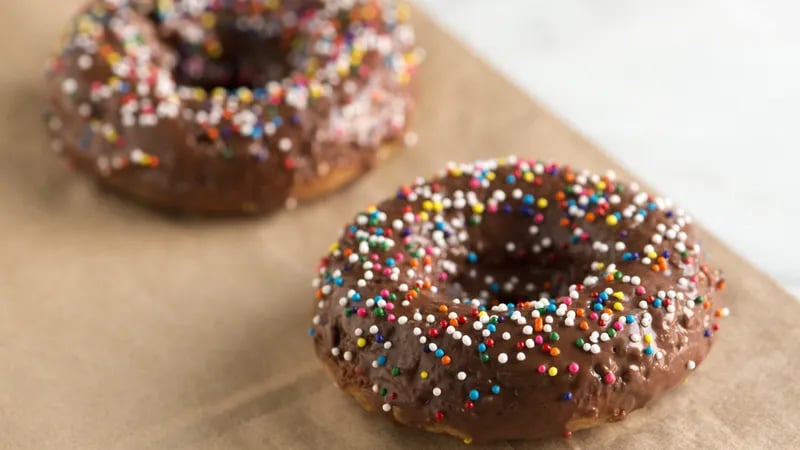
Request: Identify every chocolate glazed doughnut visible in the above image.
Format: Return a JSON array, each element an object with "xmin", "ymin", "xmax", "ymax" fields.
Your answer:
[
  {"xmin": 45, "ymin": 0, "xmax": 420, "ymax": 214},
  {"xmin": 310, "ymin": 158, "xmax": 728, "ymax": 443}
]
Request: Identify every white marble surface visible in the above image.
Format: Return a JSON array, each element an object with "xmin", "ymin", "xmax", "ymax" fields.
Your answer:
[{"xmin": 415, "ymin": 0, "xmax": 800, "ymax": 300}]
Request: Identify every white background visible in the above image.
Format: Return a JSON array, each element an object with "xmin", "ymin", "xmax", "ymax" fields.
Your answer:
[{"xmin": 415, "ymin": 0, "xmax": 800, "ymax": 300}]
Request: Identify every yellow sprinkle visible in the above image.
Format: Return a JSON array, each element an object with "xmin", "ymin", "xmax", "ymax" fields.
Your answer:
[
  {"xmin": 596, "ymin": 180, "xmax": 607, "ymax": 190},
  {"xmin": 350, "ymin": 50, "xmax": 364, "ymax": 65},
  {"xmin": 422, "ymin": 200, "xmax": 433, "ymax": 211},
  {"xmin": 420, "ymin": 371, "xmax": 429, "ymax": 379},
  {"xmin": 596, "ymin": 262, "xmax": 605, "ymax": 270},
  {"xmin": 212, "ymin": 87, "xmax": 227, "ymax": 99},
  {"xmin": 237, "ymin": 88, "xmax": 253, "ymax": 103},
  {"xmin": 548, "ymin": 367, "xmax": 558, "ymax": 376},
  {"xmin": 450, "ymin": 168, "xmax": 463, "ymax": 177},
  {"xmin": 357, "ymin": 338, "xmax": 367, "ymax": 348},
  {"xmin": 523, "ymin": 172, "xmax": 534, "ymax": 182},
  {"xmin": 265, "ymin": 0, "xmax": 280, "ymax": 10},
  {"xmin": 606, "ymin": 215, "xmax": 618, "ymax": 226},
  {"xmin": 309, "ymin": 82, "xmax": 323, "ymax": 98},
  {"xmin": 398, "ymin": 71, "xmax": 410, "ymax": 85},
  {"xmin": 537, "ymin": 198, "xmax": 549, "ymax": 209},
  {"xmin": 644, "ymin": 334, "xmax": 653, "ymax": 344},
  {"xmin": 397, "ymin": 3, "xmax": 411, "ymax": 21},
  {"xmin": 200, "ymin": 12, "xmax": 216, "ymax": 29},
  {"xmin": 612, "ymin": 292, "xmax": 624, "ymax": 299},
  {"xmin": 472, "ymin": 203, "xmax": 485, "ymax": 214},
  {"xmin": 613, "ymin": 302, "xmax": 624, "ymax": 311},
  {"xmin": 328, "ymin": 242, "xmax": 339, "ymax": 253},
  {"xmin": 486, "ymin": 171, "xmax": 496, "ymax": 181},
  {"xmin": 433, "ymin": 201, "xmax": 444, "ymax": 212},
  {"xmin": 418, "ymin": 211, "xmax": 429, "ymax": 222},
  {"xmin": 647, "ymin": 251, "xmax": 658, "ymax": 259},
  {"xmin": 206, "ymin": 40, "xmax": 223, "ymax": 59},
  {"xmin": 478, "ymin": 311, "xmax": 487, "ymax": 317}
]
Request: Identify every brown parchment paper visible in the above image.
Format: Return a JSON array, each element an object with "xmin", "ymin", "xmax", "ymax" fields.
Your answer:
[{"xmin": 1, "ymin": 2, "xmax": 798, "ymax": 449}]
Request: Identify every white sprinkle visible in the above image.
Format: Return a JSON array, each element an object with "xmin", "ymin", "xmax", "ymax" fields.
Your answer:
[
  {"xmin": 461, "ymin": 335, "xmax": 472, "ymax": 346},
  {"xmin": 497, "ymin": 353, "xmax": 509, "ymax": 364},
  {"xmin": 432, "ymin": 387, "xmax": 442, "ymax": 397},
  {"xmin": 382, "ymin": 403, "xmax": 392, "ymax": 412},
  {"xmin": 687, "ymin": 360, "xmax": 696, "ymax": 370},
  {"xmin": 516, "ymin": 352, "xmax": 526, "ymax": 361},
  {"xmin": 457, "ymin": 371, "xmax": 467, "ymax": 381}
]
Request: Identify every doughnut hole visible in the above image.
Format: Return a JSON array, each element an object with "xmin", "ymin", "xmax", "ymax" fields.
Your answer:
[
  {"xmin": 450, "ymin": 206, "xmax": 595, "ymax": 304},
  {"xmin": 147, "ymin": 8, "xmax": 300, "ymax": 90}
]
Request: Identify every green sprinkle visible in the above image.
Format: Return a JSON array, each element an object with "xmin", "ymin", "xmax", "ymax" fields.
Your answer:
[
  {"xmin": 575, "ymin": 338, "xmax": 585, "ymax": 348},
  {"xmin": 391, "ymin": 367, "xmax": 400, "ymax": 376},
  {"xmin": 549, "ymin": 332, "xmax": 560, "ymax": 342}
]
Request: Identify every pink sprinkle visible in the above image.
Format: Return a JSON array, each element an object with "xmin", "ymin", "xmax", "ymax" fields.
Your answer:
[
  {"xmin": 383, "ymin": 268, "xmax": 392, "ymax": 276},
  {"xmin": 613, "ymin": 322, "xmax": 623, "ymax": 331},
  {"xmin": 537, "ymin": 364, "xmax": 547, "ymax": 374},
  {"xmin": 439, "ymin": 272, "xmax": 448, "ymax": 280},
  {"xmin": 373, "ymin": 263, "xmax": 382, "ymax": 271},
  {"xmin": 394, "ymin": 253, "xmax": 404, "ymax": 262},
  {"xmin": 357, "ymin": 308, "xmax": 367, "ymax": 317},
  {"xmin": 487, "ymin": 204, "xmax": 498, "ymax": 213},
  {"xmin": 604, "ymin": 372, "xmax": 616, "ymax": 384},
  {"xmin": 534, "ymin": 213, "xmax": 544, "ymax": 224},
  {"xmin": 580, "ymin": 232, "xmax": 590, "ymax": 241},
  {"xmin": 635, "ymin": 286, "xmax": 646, "ymax": 295},
  {"xmin": 561, "ymin": 297, "xmax": 572, "ymax": 306},
  {"xmin": 589, "ymin": 312, "xmax": 599, "ymax": 320},
  {"xmin": 380, "ymin": 289, "xmax": 389, "ymax": 298},
  {"xmin": 568, "ymin": 362, "xmax": 580, "ymax": 374},
  {"xmin": 370, "ymin": 254, "xmax": 379, "ymax": 261},
  {"xmin": 385, "ymin": 302, "xmax": 395, "ymax": 310},
  {"xmin": 469, "ymin": 179, "xmax": 480, "ymax": 189},
  {"xmin": 387, "ymin": 314, "xmax": 396, "ymax": 322},
  {"xmin": 534, "ymin": 335, "xmax": 544, "ymax": 345}
]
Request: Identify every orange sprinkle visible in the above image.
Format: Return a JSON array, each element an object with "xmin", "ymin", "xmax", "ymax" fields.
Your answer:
[
  {"xmin": 549, "ymin": 347, "xmax": 561, "ymax": 357},
  {"xmin": 703, "ymin": 300, "xmax": 711, "ymax": 309},
  {"xmin": 657, "ymin": 257, "xmax": 668, "ymax": 271},
  {"xmin": 534, "ymin": 317, "xmax": 543, "ymax": 332},
  {"xmin": 449, "ymin": 318, "xmax": 459, "ymax": 327},
  {"xmin": 441, "ymin": 355, "xmax": 452, "ymax": 365},
  {"xmin": 560, "ymin": 218, "xmax": 570, "ymax": 227},
  {"xmin": 576, "ymin": 308, "xmax": 585, "ymax": 317},
  {"xmin": 651, "ymin": 264, "xmax": 661, "ymax": 272},
  {"xmin": 586, "ymin": 212, "xmax": 596, "ymax": 222},
  {"xmin": 564, "ymin": 172, "xmax": 575, "ymax": 183},
  {"xmin": 438, "ymin": 305, "xmax": 448, "ymax": 313},
  {"xmin": 603, "ymin": 308, "xmax": 612, "ymax": 316},
  {"xmin": 716, "ymin": 280, "xmax": 727, "ymax": 291},
  {"xmin": 423, "ymin": 256, "xmax": 432, "ymax": 265},
  {"xmin": 315, "ymin": 289, "xmax": 323, "ymax": 299},
  {"xmin": 579, "ymin": 321, "xmax": 589, "ymax": 331},
  {"xmin": 206, "ymin": 127, "xmax": 219, "ymax": 140},
  {"xmin": 555, "ymin": 191, "xmax": 566, "ymax": 201},
  {"xmin": 343, "ymin": 248, "xmax": 353, "ymax": 257},
  {"xmin": 409, "ymin": 259, "xmax": 419, "ymax": 268},
  {"xmin": 605, "ymin": 274, "xmax": 615, "ymax": 282}
]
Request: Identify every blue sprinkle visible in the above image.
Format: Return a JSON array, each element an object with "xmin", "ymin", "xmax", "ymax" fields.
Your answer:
[
  {"xmin": 644, "ymin": 347, "xmax": 655, "ymax": 355},
  {"xmin": 653, "ymin": 299, "xmax": 662, "ymax": 308},
  {"xmin": 351, "ymin": 292, "xmax": 361, "ymax": 302},
  {"xmin": 467, "ymin": 252, "xmax": 478, "ymax": 264},
  {"xmin": 593, "ymin": 303, "xmax": 603, "ymax": 312},
  {"xmin": 487, "ymin": 324, "xmax": 497, "ymax": 333},
  {"xmin": 491, "ymin": 385, "xmax": 501, "ymax": 395},
  {"xmin": 376, "ymin": 334, "xmax": 385, "ymax": 343},
  {"xmin": 489, "ymin": 282, "xmax": 500, "ymax": 292},
  {"xmin": 523, "ymin": 194, "xmax": 534, "ymax": 204},
  {"xmin": 626, "ymin": 314, "xmax": 635, "ymax": 324},
  {"xmin": 503, "ymin": 204, "xmax": 514, "ymax": 214},
  {"xmin": 385, "ymin": 258, "xmax": 396, "ymax": 267},
  {"xmin": 547, "ymin": 304, "xmax": 557, "ymax": 312},
  {"xmin": 599, "ymin": 292, "xmax": 609, "ymax": 301},
  {"xmin": 374, "ymin": 228, "xmax": 384, "ymax": 236},
  {"xmin": 477, "ymin": 343, "xmax": 487, "ymax": 353},
  {"xmin": 434, "ymin": 349, "xmax": 445, "ymax": 358},
  {"xmin": 308, "ymin": 328, "xmax": 315, "ymax": 336},
  {"xmin": 506, "ymin": 174, "xmax": 516, "ymax": 184},
  {"xmin": 563, "ymin": 392, "xmax": 573, "ymax": 401},
  {"xmin": 468, "ymin": 390, "xmax": 480, "ymax": 401},
  {"xmin": 377, "ymin": 355, "xmax": 387, "ymax": 366},
  {"xmin": 704, "ymin": 330, "xmax": 712, "ymax": 337}
]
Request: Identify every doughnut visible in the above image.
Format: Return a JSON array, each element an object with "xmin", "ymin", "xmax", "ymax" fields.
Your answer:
[
  {"xmin": 310, "ymin": 157, "xmax": 728, "ymax": 442},
  {"xmin": 45, "ymin": 0, "xmax": 420, "ymax": 214}
]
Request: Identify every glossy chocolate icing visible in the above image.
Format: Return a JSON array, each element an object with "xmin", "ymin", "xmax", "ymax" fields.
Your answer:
[{"xmin": 311, "ymin": 158, "xmax": 726, "ymax": 442}]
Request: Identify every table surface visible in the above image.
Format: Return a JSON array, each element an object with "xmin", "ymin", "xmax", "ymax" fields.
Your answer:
[{"xmin": 416, "ymin": 0, "xmax": 800, "ymax": 301}]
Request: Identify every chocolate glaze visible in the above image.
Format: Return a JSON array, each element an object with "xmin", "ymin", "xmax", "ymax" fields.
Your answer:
[
  {"xmin": 310, "ymin": 158, "xmax": 726, "ymax": 442},
  {"xmin": 45, "ymin": 0, "xmax": 419, "ymax": 214}
]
